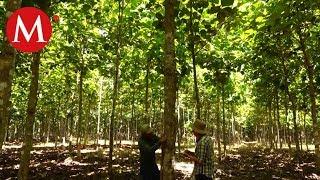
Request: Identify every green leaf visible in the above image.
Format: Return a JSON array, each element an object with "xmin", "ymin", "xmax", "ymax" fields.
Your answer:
[{"xmin": 212, "ymin": 0, "xmax": 219, "ymax": 4}]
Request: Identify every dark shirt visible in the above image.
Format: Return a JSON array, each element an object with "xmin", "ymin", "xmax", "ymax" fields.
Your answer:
[{"xmin": 138, "ymin": 134, "xmax": 160, "ymax": 180}]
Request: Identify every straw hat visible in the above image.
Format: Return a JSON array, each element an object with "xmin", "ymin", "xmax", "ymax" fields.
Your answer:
[
  {"xmin": 140, "ymin": 124, "xmax": 152, "ymax": 135},
  {"xmin": 192, "ymin": 119, "xmax": 207, "ymax": 135}
]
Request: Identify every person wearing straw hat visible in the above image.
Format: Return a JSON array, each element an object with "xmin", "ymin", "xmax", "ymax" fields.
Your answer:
[
  {"xmin": 184, "ymin": 120, "xmax": 214, "ymax": 180},
  {"xmin": 138, "ymin": 124, "xmax": 166, "ymax": 180}
]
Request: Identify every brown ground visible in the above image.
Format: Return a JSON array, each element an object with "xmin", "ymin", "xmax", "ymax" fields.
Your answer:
[{"xmin": 1, "ymin": 143, "xmax": 320, "ymax": 179}]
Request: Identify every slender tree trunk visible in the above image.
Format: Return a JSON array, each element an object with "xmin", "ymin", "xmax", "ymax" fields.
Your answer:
[
  {"xmin": 291, "ymin": 96, "xmax": 300, "ymax": 152},
  {"xmin": 232, "ymin": 107, "xmax": 236, "ymax": 144},
  {"xmin": 130, "ymin": 86, "xmax": 135, "ymax": 143},
  {"xmin": 284, "ymin": 97, "xmax": 291, "ymax": 149},
  {"xmin": 222, "ymin": 87, "xmax": 226, "ymax": 155},
  {"xmin": 76, "ymin": 53, "xmax": 84, "ymax": 149},
  {"xmin": 108, "ymin": 1, "xmax": 123, "ymax": 178},
  {"xmin": 182, "ymin": 108, "xmax": 185, "ymax": 138},
  {"xmin": 276, "ymin": 93, "xmax": 282, "ymax": 149},
  {"xmin": 46, "ymin": 112, "xmax": 50, "ymax": 143},
  {"xmin": 161, "ymin": 0, "xmax": 177, "ymax": 179},
  {"xmin": 299, "ymin": 113, "xmax": 303, "ymax": 151},
  {"xmin": 96, "ymin": 78, "xmax": 103, "ymax": 145},
  {"xmin": 216, "ymin": 95, "xmax": 221, "ymax": 162},
  {"xmin": 177, "ymin": 96, "xmax": 181, "ymax": 153},
  {"xmin": 273, "ymin": 97, "xmax": 278, "ymax": 149},
  {"xmin": 303, "ymin": 110, "xmax": 308, "ymax": 151},
  {"xmin": 189, "ymin": 0, "xmax": 200, "ymax": 119},
  {"xmin": 18, "ymin": 52, "xmax": 41, "ymax": 180},
  {"xmin": 281, "ymin": 55, "xmax": 297, "ymax": 151},
  {"xmin": 268, "ymin": 103, "xmax": 273, "ymax": 149},
  {"xmin": 0, "ymin": 0, "xmax": 22, "ymax": 150},
  {"xmin": 263, "ymin": 123, "xmax": 266, "ymax": 145},
  {"xmin": 144, "ymin": 58, "xmax": 150, "ymax": 124},
  {"xmin": 298, "ymin": 31, "xmax": 319, "ymax": 158},
  {"xmin": 69, "ymin": 111, "xmax": 74, "ymax": 144},
  {"xmin": 83, "ymin": 100, "xmax": 91, "ymax": 146}
]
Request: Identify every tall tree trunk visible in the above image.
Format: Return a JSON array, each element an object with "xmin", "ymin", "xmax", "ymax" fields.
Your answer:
[
  {"xmin": 303, "ymin": 110, "xmax": 308, "ymax": 151},
  {"xmin": 18, "ymin": 52, "xmax": 41, "ymax": 180},
  {"xmin": 189, "ymin": 0, "xmax": 200, "ymax": 119},
  {"xmin": 0, "ymin": 0, "xmax": 21, "ymax": 150},
  {"xmin": 216, "ymin": 95, "xmax": 221, "ymax": 162},
  {"xmin": 298, "ymin": 31, "xmax": 319, "ymax": 158},
  {"xmin": 291, "ymin": 96, "xmax": 300, "ymax": 152},
  {"xmin": 231, "ymin": 106, "xmax": 236, "ymax": 144},
  {"xmin": 76, "ymin": 53, "xmax": 84, "ymax": 148},
  {"xmin": 268, "ymin": 103, "xmax": 273, "ymax": 149},
  {"xmin": 108, "ymin": 0, "xmax": 123, "ymax": 178},
  {"xmin": 161, "ymin": 0, "xmax": 177, "ymax": 179},
  {"xmin": 177, "ymin": 94, "xmax": 181, "ymax": 153},
  {"xmin": 130, "ymin": 86, "xmax": 135, "ymax": 143},
  {"xmin": 96, "ymin": 78, "xmax": 103, "ymax": 145},
  {"xmin": 83, "ymin": 100, "xmax": 91, "ymax": 146},
  {"xmin": 144, "ymin": 58, "xmax": 150, "ymax": 124},
  {"xmin": 18, "ymin": 1, "xmax": 50, "ymax": 178},
  {"xmin": 280, "ymin": 55, "xmax": 296, "ymax": 151},
  {"xmin": 299, "ymin": 112, "xmax": 303, "ymax": 151},
  {"xmin": 276, "ymin": 92, "xmax": 282, "ymax": 149},
  {"xmin": 222, "ymin": 87, "xmax": 226, "ymax": 155},
  {"xmin": 273, "ymin": 96, "xmax": 278, "ymax": 149}
]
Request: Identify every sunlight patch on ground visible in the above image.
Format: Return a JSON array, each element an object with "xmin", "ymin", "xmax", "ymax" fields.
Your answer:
[
  {"xmin": 157, "ymin": 161, "xmax": 193, "ymax": 177},
  {"xmin": 59, "ymin": 157, "xmax": 90, "ymax": 166},
  {"xmin": 87, "ymin": 171, "xmax": 95, "ymax": 176},
  {"xmin": 14, "ymin": 164, "xmax": 20, "ymax": 169},
  {"xmin": 174, "ymin": 161, "xmax": 194, "ymax": 175},
  {"xmin": 80, "ymin": 149, "xmax": 97, "ymax": 154},
  {"xmin": 306, "ymin": 173, "xmax": 320, "ymax": 179},
  {"xmin": 3, "ymin": 144, "xmax": 21, "ymax": 149}
]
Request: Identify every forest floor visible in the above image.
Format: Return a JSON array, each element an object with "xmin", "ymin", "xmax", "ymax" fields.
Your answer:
[{"xmin": 1, "ymin": 142, "xmax": 320, "ymax": 179}]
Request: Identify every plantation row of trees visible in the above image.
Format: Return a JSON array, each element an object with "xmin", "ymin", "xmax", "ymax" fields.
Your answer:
[{"xmin": 0, "ymin": 0, "xmax": 319, "ymax": 179}]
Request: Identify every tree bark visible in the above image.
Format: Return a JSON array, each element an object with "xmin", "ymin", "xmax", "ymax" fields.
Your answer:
[
  {"xmin": 0, "ymin": 0, "xmax": 21, "ymax": 150},
  {"xmin": 161, "ymin": 0, "xmax": 177, "ymax": 179},
  {"xmin": 144, "ymin": 58, "xmax": 150, "ymax": 124},
  {"xmin": 130, "ymin": 86, "xmax": 135, "ymax": 142},
  {"xmin": 76, "ymin": 51, "xmax": 84, "ymax": 148},
  {"xmin": 222, "ymin": 87, "xmax": 226, "ymax": 155},
  {"xmin": 216, "ymin": 95, "xmax": 221, "ymax": 162},
  {"xmin": 303, "ymin": 110, "xmax": 308, "ymax": 151},
  {"xmin": 18, "ymin": 52, "xmax": 41, "ymax": 180},
  {"xmin": 268, "ymin": 103, "xmax": 273, "ymax": 149},
  {"xmin": 291, "ymin": 96, "xmax": 300, "ymax": 152},
  {"xmin": 108, "ymin": 0, "xmax": 123, "ymax": 178},
  {"xmin": 298, "ymin": 31, "xmax": 319, "ymax": 157},
  {"xmin": 276, "ymin": 92, "xmax": 282, "ymax": 149},
  {"xmin": 177, "ymin": 94, "xmax": 181, "ymax": 153},
  {"xmin": 96, "ymin": 78, "xmax": 103, "ymax": 145},
  {"xmin": 189, "ymin": 0, "xmax": 201, "ymax": 119}
]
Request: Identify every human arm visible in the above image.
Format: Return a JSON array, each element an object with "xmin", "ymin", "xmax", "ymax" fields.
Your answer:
[
  {"xmin": 183, "ymin": 150, "xmax": 202, "ymax": 165},
  {"xmin": 139, "ymin": 135, "xmax": 166, "ymax": 153}
]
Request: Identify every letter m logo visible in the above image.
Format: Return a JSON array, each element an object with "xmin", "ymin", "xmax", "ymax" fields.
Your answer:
[
  {"xmin": 6, "ymin": 7, "xmax": 52, "ymax": 53},
  {"xmin": 13, "ymin": 15, "xmax": 46, "ymax": 43}
]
